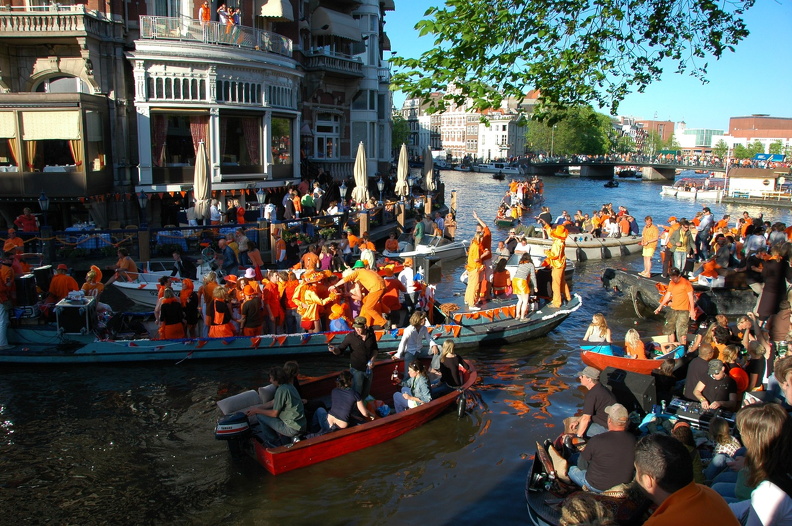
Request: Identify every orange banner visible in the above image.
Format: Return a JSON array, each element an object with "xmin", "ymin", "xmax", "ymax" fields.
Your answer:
[
  {"xmin": 250, "ymin": 337, "xmax": 261, "ymax": 348},
  {"xmin": 374, "ymin": 330, "xmax": 384, "ymax": 342}
]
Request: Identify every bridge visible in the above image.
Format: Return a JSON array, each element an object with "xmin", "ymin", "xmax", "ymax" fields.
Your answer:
[{"xmin": 518, "ymin": 159, "xmax": 726, "ymax": 180}]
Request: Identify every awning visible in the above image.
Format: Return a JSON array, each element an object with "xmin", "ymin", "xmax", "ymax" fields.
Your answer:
[
  {"xmin": 380, "ymin": 0, "xmax": 395, "ymax": 10},
  {"xmin": 381, "ymin": 32, "xmax": 391, "ymax": 51},
  {"xmin": 311, "ymin": 7, "xmax": 362, "ymax": 42},
  {"xmin": 260, "ymin": 0, "xmax": 295, "ymax": 21}
]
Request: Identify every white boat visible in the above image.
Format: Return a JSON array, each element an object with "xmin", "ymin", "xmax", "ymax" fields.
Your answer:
[
  {"xmin": 521, "ymin": 232, "xmax": 643, "ymax": 262},
  {"xmin": 382, "ymin": 234, "xmax": 469, "ymax": 261},
  {"xmin": 662, "ymin": 177, "xmax": 724, "ymax": 201},
  {"xmin": 472, "ymin": 162, "xmax": 521, "ymax": 175},
  {"xmin": 453, "ymin": 165, "xmax": 473, "ymax": 172},
  {"xmin": 115, "ymin": 257, "xmax": 223, "ymax": 308},
  {"xmin": 660, "ymin": 185, "xmax": 677, "ymax": 197},
  {"xmin": 695, "ymin": 188, "xmax": 724, "ymax": 200},
  {"xmin": 676, "ymin": 186, "xmax": 697, "ymax": 199}
]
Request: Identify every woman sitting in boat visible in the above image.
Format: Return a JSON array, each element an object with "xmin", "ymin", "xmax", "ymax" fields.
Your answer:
[
  {"xmin": 206, "ymin": 286, "xmax": 236, "ymax": 338},
  {"xmin": 393, "ymin": 361, "xmax": 432, "ymax": 413},
  {"xmin": 624, "ymin": 329, "xmax": 647, "ymax": 359},
  {"xmin": 433, "ymin": 340, "xmax": 469, "ymax": 396},
  {"xmin": 513, "ymin": 252, "xmax": 538, "ymax": 321},
  {"xmin": 158, "ymin": 288, "xmax": 185, "ymax": 340},
  {"xmin": 491, "ymin": 259, "xmax": 511, "ymax": 299},
  {"xmin": 583, "ymin": 313, "xmax": 611, "ymax": 343},
  {"xmin": 312, "ymin": 370, "xmax": 375, "ymax": 435}
]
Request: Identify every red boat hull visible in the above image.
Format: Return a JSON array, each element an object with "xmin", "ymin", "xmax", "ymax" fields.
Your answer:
[
  {"xmin": 580, "ymin": 350, "xmax": 663, "ymax": 375},
  {"xmin": 250, "ymin": 359, "xmax": 477, "ymax": 475}
]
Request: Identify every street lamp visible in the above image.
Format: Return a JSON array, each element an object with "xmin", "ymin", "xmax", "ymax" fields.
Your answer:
[
  {"xmin": 137, "ymin": 191, "xmax": 148, "ymax": 225},
  {"xmin": 37, "ymin": 190, "xmax": 49, "ymax": 226},
  {"xmin": 256, "ymin": 187, "xmax": 266, "ymax": 219},
  {"xmin": 376, "ymin": 177, "xmax": 385, "ymax": 203},
  {"xmin": 551, "ymin": 124, "xmax": 557, "ymax": 159},
  {"xmin": 338, "ymin": 181, "xmax": 347, "ymax": 205}
]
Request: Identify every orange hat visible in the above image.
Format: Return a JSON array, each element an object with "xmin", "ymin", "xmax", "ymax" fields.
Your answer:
[
  {"xmin": 243, "ymin": 285, "xmax": 255, "ymax": 296},
  {"xmin": 57, "ymin": 263, "xmax": 68, "ymax": 270},
  {"xmin": 402, "ymin": 257, "xmax": 413, "ymax": 267},
  {"xmin": 329, "ymin": 303, "xmax": 345, "ymax": 320},
  {"xmin": 668, "ymin": 216, "xmax": 677, "ymax": 222},
  {"xmin": 7, "ymin": 228, "xmax": 14, "ymax": 234},
  {"xmin": 224, "ymin": 274, "xmax": 237, "ymax": 283},
  {"xmin": 551, "ymin": 225, "xmax": 568, "ymax": 240},
  {"xmin": 382, "ymin": 267, "xmax": 394, "ymax": 277},
  {"xmin": 303, "ymin": 271, "xmax": 323, "ymax": 284}
]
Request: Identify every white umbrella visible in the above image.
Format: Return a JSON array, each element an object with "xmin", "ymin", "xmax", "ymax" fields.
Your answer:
[
  {"xmin": 352, "ymin": 141, "xmax": 369, "ymax": 204},
  {"xmin": 395, "ymin": 143, "xmax": 410, "ymax": 197},
  {"xmin": 423, "ymin": 145, "xmax": 436, "ymax": 192},
  {"xmin": 193, "ymin": 141, "xmax": 211, "ymax": 221}
]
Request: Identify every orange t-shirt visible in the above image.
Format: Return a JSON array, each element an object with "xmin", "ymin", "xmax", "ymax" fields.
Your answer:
[
  {"xmin": 667, "ymin": 277, "xmax": 694, "ymax": 311},
  {"xmin": 341, "ymin": 268, "xmax": 384, "ymax": 293},
  {"xmin": 626, "ymin": 340, "xmax": 647, "ymax": 360}
]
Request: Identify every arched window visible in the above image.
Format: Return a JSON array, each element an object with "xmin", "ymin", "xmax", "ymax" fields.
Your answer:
[{"xmin": 35, "ymin": 76, "xmax": 89, "ymax": 94}]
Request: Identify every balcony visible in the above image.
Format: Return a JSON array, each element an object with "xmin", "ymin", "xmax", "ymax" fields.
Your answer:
[
  {"xmin": 139, "ymin": 16, "xmax": 292, "ymax": 58},
  {"xmin": 304, "ymin": 49, "xmax": 363, "ymax": 78},
  {"xmin": 377, "ymin": 66, "xmax": 390, "ymax": 84},
  {"xmin": 0, "ymin": 4, "xmax": 122, "ymax": 41}
]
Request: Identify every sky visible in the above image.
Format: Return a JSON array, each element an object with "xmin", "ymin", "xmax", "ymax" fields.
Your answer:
[{"xmin": 387, "ymin": 0, "xmax": 792, "ymax": 130}]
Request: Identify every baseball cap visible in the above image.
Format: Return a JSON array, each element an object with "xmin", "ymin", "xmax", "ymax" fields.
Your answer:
[
  {"xmin": 577, "ymin": 366, "xmax": 601, "ymax": 380},
  {"xmin": 668, "ymin": 216, "xmax": 677, "ymax": 222},
  {"xmin": 353, "ymin": 260, "xmax": 365, "ymax": 269},
  {"xmin": 352, "ymin": 316, "xmax": 367, "ymax": 328},
  {"xmin": 57, "ymin": 263, "xmax": 68, "ymax": 270},
  {"xmin": 708, "ymin": 359, "xmax": 724, "ymax": 376},
  {"xmin": 604, "ymin": 403, "xmax": 629, "ymax": 424}
]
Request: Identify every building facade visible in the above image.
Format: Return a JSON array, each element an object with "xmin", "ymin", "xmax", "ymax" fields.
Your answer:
[{"xmin": 0, "ymin": 0, "xmax": 393, "ymax": 229}]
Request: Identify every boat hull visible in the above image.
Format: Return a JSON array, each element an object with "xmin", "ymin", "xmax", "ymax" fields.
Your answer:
[
  {"xmin": 523, "ymin": 234, "xmax": 642, "ymax": 262},
  {"xmin": 601, "ymin": 268, "xmax": 755, "ymax": 317},
  {"xmin": 0, "ymin": 296, "xmax": 582, "ymax": 363},
  {"xmin": 242, "ymin": 359, "xmax": 478, "ymax": 475},
  {"xmin": 495, "ymin": 218, "xmax": 518, "ymax": 228},
  {"xmin": 580, "ymin": 346, "xmax": 664, "ymax": 375},
  {"xmin": 660, "ymin": 186, "xmax": 677, "ymax": 197}
]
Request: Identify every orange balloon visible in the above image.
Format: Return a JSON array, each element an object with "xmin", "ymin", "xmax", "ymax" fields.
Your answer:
[{"xmin": 729, "ymin": 366, "xmax": 749, "ymax": 393}]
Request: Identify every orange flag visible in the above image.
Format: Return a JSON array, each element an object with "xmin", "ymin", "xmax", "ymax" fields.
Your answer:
[
  {"xmin": 374, "ymin": 330, "xmax": 384, "ymax": 341},
  {"xmin": 325, "ymin": 333, "xmax": 335, "ymax": 343},
  {"xmin": 195, "ymin": 340, "xmax": 208, "ymax": 348},
  {"xmin": 452, "ymin": 325, "xmax": 462, "ymax": 337},
  {"xmin": 250, "ymin": 337, "xmax": 261, "ymax": 348}
]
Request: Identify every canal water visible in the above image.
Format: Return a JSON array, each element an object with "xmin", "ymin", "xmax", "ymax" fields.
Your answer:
[{"xmin": 2, "ymin": 174, "xmax": 790, "ymax": 525}]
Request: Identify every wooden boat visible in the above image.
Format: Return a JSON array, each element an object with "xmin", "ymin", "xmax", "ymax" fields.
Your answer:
[
  {"xmin": 601, "ymin": 268, "xmax": 755, "ymax": 317},
  {"xmin": 0, "ymin": 292, "xmax": 582, "ymax": 364},
  {"xmin": 215, "ymin": 358, "xmax": 478, "ymax": 475},
  {"xmin": 522, "ymin": 233, "xmax": 642, "ymax": 262},
  {"xmin": 381, "ymin": 233, "xmax": 469, "ymax": 261},
  {"xmin": 580, "ymin": 337, "xmax": 685, "ymax": 375}
]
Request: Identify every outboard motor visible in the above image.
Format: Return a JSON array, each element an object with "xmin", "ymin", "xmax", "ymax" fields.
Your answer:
[{"xmin": 215, "ymin": 412, "xmax": 250, "ymax": 440}]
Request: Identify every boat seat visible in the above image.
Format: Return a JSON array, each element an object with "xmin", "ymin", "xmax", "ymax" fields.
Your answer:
[{"xmin": 217, "ymin": 389, "xmax": 262, "ymax": 415}]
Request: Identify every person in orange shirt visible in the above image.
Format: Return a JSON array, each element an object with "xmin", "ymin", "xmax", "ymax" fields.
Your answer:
[
  {"xmin": 328, "ymin": 267, "xmax": 388, "ymax": 327},
  {"xmin": 81, "ymin": 269, "xmax": 104, "ymax": 299},
  {"xmin": 384, "ymin": 232, "xmax": 400, "ymax": 253},
  {"xmin": 491, "ymin": 258, "xmax": 511, "ymax": 298},
  {"xmin": 3, "ymin": 229, "xmax": 24, "ymax": 254},
  {"xmin": 639, "ymin": 216, "xmax": 659, "ymax": 278},
  {"xmin": 654, "ymin": 268, "xmax": 697, "ymax": 344},
  {"xmin": 464, "ymin": 215, "xmax": 488, "ymax": 311},
  {"xmin": 273, "ymin": 231, "xmax": 287, "ymax": 269},
  {"xmin": 206, "ymin": 286, "xmax": 235, "ymax": 338},
  {"xmin": 47, "ymin": 263, "xmax": 79, "ymax": 304},
  {"xmin": 381, "ymin": 267, "xmax": 406, "ymax": 321},
  {"xmin": 624, "ymin": 329, "xmax": 648, "ymax": 359},
  {"xmin": 292, "ymin": 191, "xmax": 302, "ymax": 218},
  {"xmin": 358, "ymin": 232, "xmax": 376, "ymax": 251},
  {"xmin": 297, "ymin": 272, "xmax": 338, "ymax": 333},
  {"xmin": 158, "ymin": 288, "xmax": 185, "ymax": 339},
  {"xmin": 105, "ymin": 248, "xmax": 138, "ymax": 286},
  {"xmin": 713, "ymin": 214, "xmax": 730, "ymax": 232},
  {"xmin": 543, "ymin": 221, "xmax": 572, "ymax": 308},
  {"xmin": 300, "ymin": 244, "xmax": 320, "ymax": 271}
]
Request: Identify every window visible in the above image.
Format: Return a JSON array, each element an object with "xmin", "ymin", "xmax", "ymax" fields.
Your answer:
[
  {"xmin": 220, "ymin": 114, "xmax": 263, "ymax": 174},
  {"xmin": 35, "ymin": 76, "xmax": 89, "ymax": 94},
  {"xmin": 313, "ymin": 113, "xmax": 340, "ymax": 159},
  {"xmin": 153, "ymin": 0, "xmax": 180, "ymax": 17},
  {"xmin": 271, "ymin": 116, "xmax": 293, "ymax": 165}
]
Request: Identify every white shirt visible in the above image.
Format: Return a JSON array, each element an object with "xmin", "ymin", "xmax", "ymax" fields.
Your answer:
[
  {"xmin": 729, "ymin": 480, "xmax": 792, "ymax": 526},
  {"xmin": 398, "ymin": 266, "xmax": 416, "ymax": 293},
  {"xmin": 394, "ymin": 324, "xmax": 437, "ymax": 359}
]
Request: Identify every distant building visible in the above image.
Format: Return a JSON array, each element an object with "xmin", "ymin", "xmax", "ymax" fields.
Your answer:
[
  {"xmin": 724, "ymin": 115, "xmax": 792, "ymax": 154},
  {"xmin": 675, "ymin": 121, "xmax": 724, "ymax": 157}
]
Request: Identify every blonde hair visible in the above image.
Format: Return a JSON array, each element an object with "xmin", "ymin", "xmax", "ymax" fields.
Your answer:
[
  {"xmin": 440, "ymin": 340, "xmax": 455, "ymax": 360},
  {"xmin": 590, "ymin": 313, "xmax": 608, "ymax": 338},
  {"xmin": 409, "ymin": 311, "xmax": 427, "ymax": 328},
  {"xmin": 212, "ymin": 286, "xmax": 228, "ymax": 300},
  {"xmin": 721, "ymin": 344, "xmax": 739, "ymax": 364},
  {"xmin": 203, "ymin": 271, "xmax": 217, "ymax": 284},
  {"xmin": 624, "ymin": 328, "xmax": 640, "ymax": 347},
  {"xmin": 708, "ymin": 417, "xmax": 734, "ymax": 447},
  {"xmin": 746, "ymin": 340, "xmax": 765, "ymax": 360}
]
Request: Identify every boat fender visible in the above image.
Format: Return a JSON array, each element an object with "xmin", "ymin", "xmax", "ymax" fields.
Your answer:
[
  {"xmin": 576, "ymin": 247, "xmax": 585, "ymax": 262},
  {"xmin": 215, "ymin": 412, "xmax": 251, "ymax": 440},
  {"xmin": 457, "ymin": 391, "xmax": 467, "ymax": 418}
]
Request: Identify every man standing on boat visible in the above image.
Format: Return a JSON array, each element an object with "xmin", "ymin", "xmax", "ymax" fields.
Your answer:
[
  {"xmin": 329, "ymin": 316, "xmax": 379, "ymax": 399},
  {"xmin": 541, "ymin": 220, "xmax": 571, "ymax": 308},
  {"xmin": 639, "ymin": 216, "xmax": 659, "ymax": 278},
  {"xmin": 654, "ymin": 268, "xmax": 697, "ymax": 345},
  {"xmin": 695, "ymin": 207, "xmax": 714, "ymax": 262},
  {"xmin": 464, "ymin": 211, "xmax": 491, "ymax": 311}
]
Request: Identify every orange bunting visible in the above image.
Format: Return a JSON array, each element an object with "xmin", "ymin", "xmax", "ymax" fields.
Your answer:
[
  {"xmin": 138, "ymin": 284, "xmax": 147, "ymax": 289},
  {"xmin": 275, "ymin": 335, "xmax": 287, "ymax": 346},
  {"xmin": 471, "ymin": 313, "xmax": 481, "ymax": 320},
  {"xmin": 374, "ymin": 330, "xmax": 384, "ymax": 341},
  {"xmin": 115, "ymin": 193, "xmax": 121, "ymax": 201},
  {"xmin": 509, "ymin": 305, "xmax": 517, "ymax": 317},
  {"xmin": 169, "ymin": 191, "xmax": 175, "ymax": 197},
  {"xmin": 158, "ymin": 192, "xmax": 164, "ymax": 199},
  {"xmin": 180, "ymin": 191, "xmax": 186, "ymax": 197},
  {"xmin": 452, "ymin": 325, "xmax": 462, "ymax": 337},
  {"xmin": 325, "ymin": 333, "xmax": 335, "ymax": 343},
  {"xmin": 125, "ymin": 193, "xmax": 131, "ymax": 200},
  {"xmin": 79, "ymin": 197, "xmax": 85, "ymax": 203},
  {"xmin": 250, "ymin": 337, "xmax": 261, "ymax": 348},
  {"xmin": 483, "ymin": 310, "xmax": 494, "ymax": 321},
  {"xmin": 195, "ymin": 340, "xmax": 207, "ymax": 348}
]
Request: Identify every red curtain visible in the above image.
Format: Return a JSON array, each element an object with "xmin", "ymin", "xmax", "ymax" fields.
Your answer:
[
  {"xmin": 241, "ymin": 117, "xmax": 259, "ymax": 166},
  {"xmin": 189, "ymin": 116, "xmax": 209, "ymax": 155}
]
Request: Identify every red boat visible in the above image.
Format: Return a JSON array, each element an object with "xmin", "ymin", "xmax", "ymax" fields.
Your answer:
[
  {"xmin": 580, "ymin": 338, "xmax": 685, "ymax": 376},
  {"xmin": 216, "ymin": 359, "xmax": 477, "ymax": 475}
]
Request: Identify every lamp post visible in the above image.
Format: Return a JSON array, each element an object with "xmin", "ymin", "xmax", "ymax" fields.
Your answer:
[
  {"xmin": 551, "ymin": 124, "xmax": 557, "ymax": 159},
  {"xmin": 256, "ymin": 187, "xmax": 266, "ymax": 219},
  {"xmin": 376, "ymin": 176, "xmax": 385, "ymax": 203},
  {"xmin": 338, "ymin": 181, "xmax": 347, "ymax": 207},
  {"xmin": 137, "ymin": 191, "xmax": 148, "ymax": 226},
  {"xmin": 37, "ymin": 190, "xmax": 49, "ymax": 226}
]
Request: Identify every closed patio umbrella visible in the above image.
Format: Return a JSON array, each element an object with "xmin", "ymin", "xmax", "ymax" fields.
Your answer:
[
  {"xmin": 352, "ymin": 141, "xmax": 369, "ymax": 204},
  {"xmin": 423, "ymin": 145, "xmax": 435, "ymax": 192},
  {"xmin": 193, "ymin": 141, "xmax": 211, "ymax": 221},
  {"xmin": 395, "ymin": 143, "xmax": 410, "ymax": 198}
]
